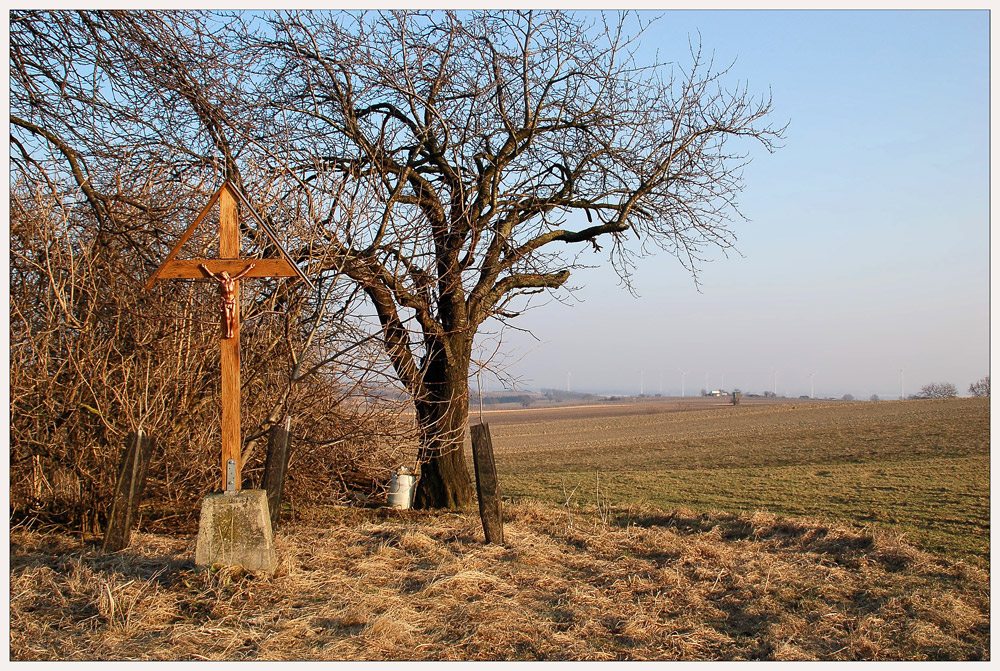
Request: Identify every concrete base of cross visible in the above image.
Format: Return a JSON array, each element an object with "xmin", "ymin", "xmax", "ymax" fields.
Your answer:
[{"xmin": 194, "ymin": 490, "xmax": 277, "ymax": 573}]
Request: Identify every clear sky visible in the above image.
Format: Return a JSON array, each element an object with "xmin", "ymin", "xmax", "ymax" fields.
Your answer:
[{"xmin": 481, "ymin": 9, "xmax": 990, "ymax": 399}]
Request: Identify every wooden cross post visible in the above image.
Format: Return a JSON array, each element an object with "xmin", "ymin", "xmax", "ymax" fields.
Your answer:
[
  {"xmin": 218, "ymin": 188, "xmax": 243, "ymax": 491},
  {"xmin": 145, "ymin": 182, "xmax": 313, "ymax": 492}
]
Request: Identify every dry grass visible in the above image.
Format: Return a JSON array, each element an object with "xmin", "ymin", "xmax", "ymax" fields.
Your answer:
[{"xmin": 9, "ymin": 500, "xmax": 989, "ymax": 661}]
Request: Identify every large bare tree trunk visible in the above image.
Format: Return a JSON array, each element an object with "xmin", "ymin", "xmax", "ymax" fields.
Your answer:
[{"xmin": 412, "ymin": 338, "xmax": 474, "ymax": 509}]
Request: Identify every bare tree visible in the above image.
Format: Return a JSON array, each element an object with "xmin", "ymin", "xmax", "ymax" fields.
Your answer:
[
  {"xmin": 261, "ymin": 10, "xmax": 784, "ymax": 507},
  {"xmin": 968, "ymin": 376, "xmax": 989, "ymax": 397},
  {"xmin": 11, "ymin": 10, "xmax": 784, "ymax": 512},
  {"xmin": 919, "ymin": 382, "xmax": 958, "ymax": 399}
]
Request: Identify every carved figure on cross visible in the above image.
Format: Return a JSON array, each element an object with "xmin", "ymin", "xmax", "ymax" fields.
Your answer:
[{"xmin": 200, "ymin": 262, "xmax": 255, "ymax": 339}]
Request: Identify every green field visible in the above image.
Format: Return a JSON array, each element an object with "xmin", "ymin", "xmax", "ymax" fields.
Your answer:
[{"xmin": 478, "ymin": 397, "xmax": 989, "ymax": 567}]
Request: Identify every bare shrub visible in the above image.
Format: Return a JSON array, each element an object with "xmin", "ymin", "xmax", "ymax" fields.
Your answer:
[
  {"xmin": 918, "ymin": 383, "xmax": 958, "ymax": 399},
  {"xmin": 10, "ymin": 182, "xmax": 418, "ymax": 532},
  {"xmin": 968, "ymin": 376, "xmax": 989, "ymax": 397}
]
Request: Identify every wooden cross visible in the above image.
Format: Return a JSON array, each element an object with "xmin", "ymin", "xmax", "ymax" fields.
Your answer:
[{"xmin": 145, "ymin": 182, "xmax": 313, "ymax": 491}]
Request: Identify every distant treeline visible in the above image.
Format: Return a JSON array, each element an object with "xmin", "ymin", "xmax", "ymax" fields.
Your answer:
[
  {"xmin": 541, "ymin": 389, "xmax": 599, "ymax": 402},
  {"xmin": 479, "ymin": 389, "xmax": 600, "ymax": 406},
  {"xmin": 482, "ymin": 394, "xmax": 539, "ymax": 406}
]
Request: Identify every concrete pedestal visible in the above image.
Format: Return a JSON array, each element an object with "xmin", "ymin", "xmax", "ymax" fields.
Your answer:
[{"xmin": 195, "ymin": 490, "xmax": 277, "ymax": 573}]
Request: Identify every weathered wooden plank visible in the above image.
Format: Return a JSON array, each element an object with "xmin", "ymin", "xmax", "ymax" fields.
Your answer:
[
  {"xmin": 102, "ymin": 430, "xmax": 154, "ymax": 553},
  {"xmin": 469, "ymin": 422, "xmax": 504, "ymax": 545},
  {"xmin": 156, "ymin": 258, "xmax": 300, "ymax": 279},
  {"xmin": 219, "ymin": 186, "xmax": 240, "ymax": 259},
  {"xmin": 220, "ymin": 323, "xmax": 241, "ymax": 490},
  {"xmin": 262, "ymin": 415, "xmax": 292, "ymax": 529}
]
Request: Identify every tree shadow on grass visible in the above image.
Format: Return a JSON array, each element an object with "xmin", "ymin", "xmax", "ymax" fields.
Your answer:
[{"xmin": 613, "ymin": 509, "xmax": 928, "ymax": 573}]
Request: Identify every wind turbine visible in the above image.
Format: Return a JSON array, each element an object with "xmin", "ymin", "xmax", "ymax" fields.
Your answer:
[
  {"xmin": 679, "ymin": 370, "xmax": 687, "ymax": 397},
  {"xmin": 809, "ymin": 372, "xmax": 815, "ymax": 399}
]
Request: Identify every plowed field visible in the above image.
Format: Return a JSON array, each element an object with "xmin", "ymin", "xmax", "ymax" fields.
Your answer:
[{"xmin": 471, "ymin": 397, "xmax": 989, "ymax": 567}]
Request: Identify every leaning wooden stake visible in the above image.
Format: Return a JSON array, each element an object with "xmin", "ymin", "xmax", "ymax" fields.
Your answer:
[
  {"xmin": 262, "ymin": 415, "xmax": 292, "ymax": 529},
  {"xmin": 469, "ymin": 422, "xmax": 504, "ymax": 544},
  {"xmin": 102, "ymin": 430, "xmax": 154, "ymax": 553}
]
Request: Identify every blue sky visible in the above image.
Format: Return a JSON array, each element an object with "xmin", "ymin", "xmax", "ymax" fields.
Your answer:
[{"xmin": 483, "ymin": 9, "xmax": 989, "ymax": 399}]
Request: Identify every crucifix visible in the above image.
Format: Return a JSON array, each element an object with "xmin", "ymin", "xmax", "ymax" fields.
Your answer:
[{"xmin": 145, "ymin": 182, "xmax": 314, "ymax": 492}]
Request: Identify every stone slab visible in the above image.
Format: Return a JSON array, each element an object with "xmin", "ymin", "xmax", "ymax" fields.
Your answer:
[{"xmin": 195, "ymin": 489, "xmax": 277, "ymax": 573}]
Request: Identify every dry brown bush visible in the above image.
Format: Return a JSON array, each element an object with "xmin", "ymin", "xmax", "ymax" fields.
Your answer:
[
  {"xmin": 10, "ymin": 182, "xmax": 419, "ymax": 533},
  {"xmin": 8, "ymin": 500, "xmax": 990, "ymax": 660}
]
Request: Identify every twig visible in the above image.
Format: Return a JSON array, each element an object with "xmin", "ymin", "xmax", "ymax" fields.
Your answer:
[
  {"xmin": 711, "ymin": 568, "xmax": 726, "ymax": 590},
  {"xmin": 561, "ymin": 476, "xmax": 578, "ymax": 530},
  {"xmin": 477, "ymin": 371, "xmax": 484, "ymax": 424},
  {"xmin": 595, "ymin": 470, "xmax": 610, "ymax": 524}
]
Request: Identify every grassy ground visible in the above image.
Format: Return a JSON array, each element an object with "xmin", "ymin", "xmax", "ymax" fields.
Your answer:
[
  {"xmin": 481, "ymin": 398, "xmax": 989, "ymax": 567},
  {"xmin": 9, "ymin": 501, "xmax": 990, "ymax": 660}
]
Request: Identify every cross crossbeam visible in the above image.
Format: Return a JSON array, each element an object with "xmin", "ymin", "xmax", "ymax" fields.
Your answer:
[{"xmin": 155, "ymin": 259, "xmax": 301, "ymax": 280}]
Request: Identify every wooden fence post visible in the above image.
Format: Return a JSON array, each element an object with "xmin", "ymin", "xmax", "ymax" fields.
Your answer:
[
  {"xmin": 262, "ymin": 415, "xmax": 292, "ymax": 530},
  {"xmin": 102, "ymin": 430, "xmax": 154, "ymax": 553},
  {"xmin": 470, "ymin": 422, "xmax": 504, "ymax": 544}
]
